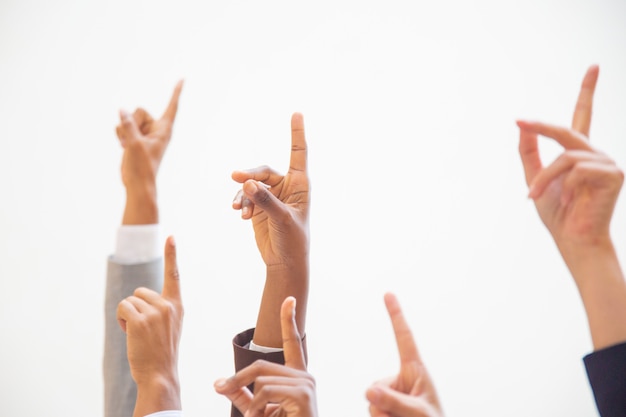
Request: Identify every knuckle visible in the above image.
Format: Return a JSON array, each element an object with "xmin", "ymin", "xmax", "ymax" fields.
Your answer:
[
  {"xmin": 133, "ymin": 287, "xmax": 148, "ymax": 297},
  {"xmin": 249, "ymin": 359, "xmax": 270, "ymax": 375},
  {"xmin": 169, "ymin": 267, "xmax": 180, "ymax": 281}
]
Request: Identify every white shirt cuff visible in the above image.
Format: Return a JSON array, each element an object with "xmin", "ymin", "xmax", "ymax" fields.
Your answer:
[
  {"xmin": 113, "ymin": 224, "xmax": 161, "ymax": 264},
  {"xmin": 249, "ymin": 340, "xmax": 283, "ymax": 353},
  {"xmin": 144, "ymin": 411, "xmax": 182, "ymax": 417}
]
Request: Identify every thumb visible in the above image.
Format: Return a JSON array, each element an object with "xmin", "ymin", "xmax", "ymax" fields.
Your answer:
[
  {"xmin": 243, "ymin": 180, "xmax": 289, "ymax": 220},
  {"xmin": 366, "ymin": 385, "xmax": 418, "ymax": 417},
  {"xmin": 214, "ymin": 379, "xmax": 252, "ymax": 415},
  {"xmin": 119, "ymin": 109, "xmax": 142, "ymax": 141},
  {"xmin": 162, "ymin": 236, "xmax": 181, "ymax": 301}
]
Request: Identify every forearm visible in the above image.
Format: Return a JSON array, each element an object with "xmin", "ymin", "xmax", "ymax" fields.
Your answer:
[
  {"xmin": 134, "ymin": 376, "xmax": 181, "ymax": 417},
  {"xmin": 123, "ymin": 185, "xmax": 158, "ymax": 225},
  {"xmin": 253, "ymin": 260, "xmax": 308, "ymax": 348},
  {"xmin": 558, "ymin": 238, "xmax": 626, "ymax": 350}
]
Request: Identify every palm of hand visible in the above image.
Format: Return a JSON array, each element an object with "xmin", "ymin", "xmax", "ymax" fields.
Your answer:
[{"xmin": 251, "ymin": 174, "xmax": 310, "ymax": 266}]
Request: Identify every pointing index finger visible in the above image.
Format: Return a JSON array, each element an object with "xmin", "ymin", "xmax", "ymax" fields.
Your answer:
[
  {"xmin": 161, "ymin": 79, "xmax": 184, "ymax": 123},
  {"xmin": 162, "ymin": 236, "xmax": 181, "ymax": 301},
  {"xmin": 384, "ymin": 292, "xmax": 421, "ymax": 366},
  {"xmin": 289, "ymin": 112, "xmax": 307, "ymax": 173},
  {"xmin": 281, "ymin": 296, "xmax": 306, "ymax": 371},
  {"xmin": 571, "ymin": 65, "xmax": 599, "ymax": 137}
]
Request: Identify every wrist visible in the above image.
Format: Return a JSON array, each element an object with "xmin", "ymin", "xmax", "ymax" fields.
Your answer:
[
  {"xmin": 134, "ymin": 373, "xmax": 181, "ymax": 417},
  {"xmin": 556, "ymin": 236, "xmax": 615, "ymax": 276},
  {"xmin": 266, "ymin": 257, "xmax": 309, "ymax": 279},
  {"xmin": 123, "ymin": 186, "xmax": 158, "ymax": 225}
]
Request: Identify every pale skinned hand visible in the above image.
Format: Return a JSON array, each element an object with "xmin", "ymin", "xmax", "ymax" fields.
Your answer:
[
  {"xmin": 231, "ymin": 113, "xmax": 309, "ymax": 267},
  {"xmin": 116, "ymin": 80, "xmax": 183, "ymax": 192},
  {"xmin": 366, "ymin": 293, "xmax": 444, "ymax": 417},
  {"xmin": 518, "ymin": 65, "xmax": 624, "ymax": 248},
  {"xmin": 116, "ymin": 236, "xmax": 183, "ymax": 416},
  {"xmin": 214, "ymin": 297, "xmax": 318, "ymax": 417}
]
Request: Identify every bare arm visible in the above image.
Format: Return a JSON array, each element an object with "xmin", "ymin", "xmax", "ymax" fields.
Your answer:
[{"xmin": 517, "ymin": 65, "xmax": 626, "ymax": 350}]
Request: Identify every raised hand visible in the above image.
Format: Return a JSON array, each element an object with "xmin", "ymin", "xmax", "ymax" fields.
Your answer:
[
  {"xmin": 116, "ymin": 236, "xmax": 183, "ymax": 417},
  {"xmin": 215, "ymin": 297, "xmax": 317, "ymax": 417},
  {"xmin": 517, "ymin": 66, "xmax": 626, "ymax": 352},
  {"xmin": 231, "ymin": 112, "xmax": 309, "ymax": 267},
  {"xmin": 517, "ymin": 65, "xmax": 623, "ymax": 248},
  {"xmin": 232, "ymin": 113, "xmax": 310, "ymax": 348},
  {"xmin": 366, "ymin": 293, "xmax": 444, "ymax": 417},
  {"xmin": 116, "ymin": 81, "xmax": 183, "ymax": 225}
]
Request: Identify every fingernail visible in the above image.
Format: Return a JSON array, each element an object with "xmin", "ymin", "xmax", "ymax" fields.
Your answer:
[
  {"xmin": 214, "ymin": 378, "xmax": 227, "ymax": 389},
  {"xmin": 527, "ymin": 185, "xmax": 536, "ymax": 199},
  {"xmin": 170, "ymin": 236, "xmax": 176, "ymax": 247},
  {"xmin": 246, "ymin": 181, "xmax": 259, "ymax": 194},
  {"xmin": 243, "ymin": 206, "xmax": 249, "ymax": 216},
  {"xmin": 120, "ymin": 109, "xmax": 130, "ymax": 119}
]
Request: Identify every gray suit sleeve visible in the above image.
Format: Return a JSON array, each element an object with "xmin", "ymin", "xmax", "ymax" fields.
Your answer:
[{"xmin": 103, "ymin": 257, "xmax": 163, "ymax": 417}]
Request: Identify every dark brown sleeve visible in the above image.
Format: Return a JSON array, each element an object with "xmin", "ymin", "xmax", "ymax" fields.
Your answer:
[{"xmin": 230, "ymin": 328, "xmax": 308, "ymax": 417}]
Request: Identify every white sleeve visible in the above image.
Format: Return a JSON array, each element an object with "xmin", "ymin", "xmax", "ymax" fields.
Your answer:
[
  {"xmin": 113, "ymin": 224, "xmax": 161, "ymax": 264},
  {"xmin": 143, "ymin": 411, "xmax": 183, "ymax": 417},
  {"xmin": 249, "ymin": 340, "xmax": 283, "ymax": 353}
]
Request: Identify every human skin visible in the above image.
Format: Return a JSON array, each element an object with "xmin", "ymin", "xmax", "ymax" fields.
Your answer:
[
  {"xmin": 365, "ymin": 293, "xmax": 444, "ymax": 417},
  {"xmin": 116, "ymin": 236, "xmax": 184, "ymax": 417},
  {"xmin": 214, "ymin": 296, "xmax": 318, "ymax": 417},
  {"xmin": 115, "ymin": 80, "xmax": 183, "ymax": 225},
  {"xmin": 517, "ymin": 65, "xmax": 626, "ymax": 351},
  {"xmin": 231, "ymin": 113, "xmax": 310, "ymax": 348},
  {"xmin": 112, "ymin": 81, "xmax": 184, "ymax": 416}
]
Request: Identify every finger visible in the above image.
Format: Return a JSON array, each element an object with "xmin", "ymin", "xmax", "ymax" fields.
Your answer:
[
  {"xmin": 241, "ymin": 193, "xmax": 255, "ymax": 220},
  {"xmin": 232, "ymin": 189, "xmax": 244, "ymax": 210},
  {"xmin": 561, "ymin": 160, "xmax": 624, "ymax": 206},
  {"xmin": 366, "ymin": 385, "xmax": 424, "ymax": 417},
  {"xmin": 132, "ymin": 287, "xmax": 163, "ymax": 305},
  {"xmin": 517, "ymin": 123, "xmax": 542, "ymax": 186},
  {"xmin": 116, "ymin": 298, "xmax": 141, "ymax": 332},
  {"xmin": 281, "ymin": 296, "xmax": 306, "ymax": 370},
  {"xmin": 133, "ymin": 108, "xmax": 154, "ymax": 134},
  {"xmin": 368, "ymin": 403, "xmax": 391, "ymax": 417},
  {"xmin": 123, "ymin": 294, "xmax": 152, "ymax": 313},
  {"xmin": 572, "ymin": 65, "xmax": 599, "ymax": 137},
  {"xmin": 528, "ymin": 150, "xmax": 609, "ymax": 199},
  {"xmin": 161, "ymin": 79, "xmax": 184, "ymax": 123},
  {"xmin": 231, "ymin": 166, "xmax": 283, "ymax": 187},
  {"xmin": 220, "ymin": 360, "xmax": 305, "ymax": 392},
  {"xmin": 243, "ymin": 180, "xmax": 290, "ymax": 221},
  {"xmin": 115, "ymin": 126, "xmax": 127, "ymax": 147},
  {"xmin": 214, "ymin": 379, "xmax": 252, "ymax": 414},
  {"xmin": 162, "ymin": 236, "xmax": 181, "ymax": 301},
  {"xmin": 247, "ymin": 384, "xmax": 313, "ymax": 417},
  {"xmin": 384, "ymin": 293, "xmax": 421, "ymax": 365},
  {"xmin": 516, "ymin": 120, "xmax": 593, "ymax": 151},
  {"xmin": 118, "ymin": 109, "xmax": 142, "ymax": 141},
  {"xmin": 289, "ymin": 112, "xmax": 308, "ymax": 173}
]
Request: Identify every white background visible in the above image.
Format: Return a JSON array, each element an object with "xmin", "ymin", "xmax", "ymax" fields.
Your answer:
[{"xmin": 1, "ymin": 0, "xmax": 626, "ymax": 416}]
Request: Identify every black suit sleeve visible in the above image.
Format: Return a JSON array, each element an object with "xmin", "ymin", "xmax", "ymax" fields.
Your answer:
[{"xmin": 584, "ymin": 342, "xmax": 626, "ymax": 417}]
